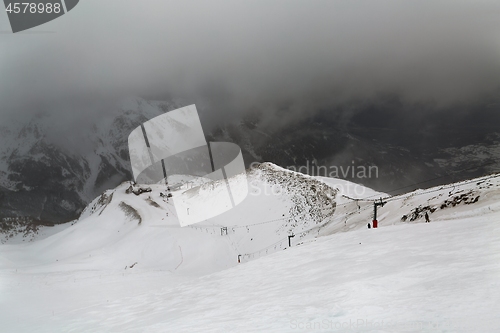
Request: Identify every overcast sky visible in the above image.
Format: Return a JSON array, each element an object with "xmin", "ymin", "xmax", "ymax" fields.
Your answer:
[{"xmin": 1, "ymin": 0, "xmax": 500, "ymax": 130}]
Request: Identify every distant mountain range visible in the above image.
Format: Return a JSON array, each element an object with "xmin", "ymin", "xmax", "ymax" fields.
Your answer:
[
  {"xmin": 0, "ymin": 98, "xmax": 181, "ymax": 223},
  {"xmin": 1, "ymin": 97, "xmax": 499, "ymax": 224}
]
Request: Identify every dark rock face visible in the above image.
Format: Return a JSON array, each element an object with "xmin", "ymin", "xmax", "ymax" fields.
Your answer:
[
  {"xmin": 209, "ymin": 107, "xmax": 500, "ymax": 196},
  {"xmin": 0, "ymin": 99, "xmax": 182, "ymax": 223},
  {"xmin": 2, "ymin": 140, "xmax": 88, "ymax": 222}
]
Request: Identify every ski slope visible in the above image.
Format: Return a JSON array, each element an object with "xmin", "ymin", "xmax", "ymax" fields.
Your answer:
[{"xmin": 1, "ymin": 164, "xmax": 500, "ymax": 332}]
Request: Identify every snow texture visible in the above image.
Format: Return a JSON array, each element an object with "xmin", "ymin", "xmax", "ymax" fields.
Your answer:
[{"xmin": 1, "ymin": 163, "xmax": 500, "ymax": 332}]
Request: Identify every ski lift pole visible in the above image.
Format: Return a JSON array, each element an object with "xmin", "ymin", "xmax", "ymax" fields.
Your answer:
[{"xmin": 372, "ymin": 198, "xmax": 387, "ymax": 228}]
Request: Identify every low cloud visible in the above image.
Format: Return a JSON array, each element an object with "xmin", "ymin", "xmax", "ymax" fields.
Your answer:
[{"xmin": 1, "ymin": 0, "xmax": 499, "ymax": 133}]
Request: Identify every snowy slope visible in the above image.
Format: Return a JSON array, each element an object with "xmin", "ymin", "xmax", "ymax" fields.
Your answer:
[
  {"xmin": 3, "ymin": 212, "xmax": 497, "ymax": 332},
  {"xmin": 1, "ymin": 165, "xmax": 500, "ymax": 332},
  {"xmin": 0, "ymin": 163, "xmax": 354, "ymax": 272}
]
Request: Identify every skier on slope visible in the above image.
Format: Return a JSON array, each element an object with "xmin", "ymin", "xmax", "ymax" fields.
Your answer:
[{"xmin": 425, "ymin": 212, "xmax": 430, "ymax": 223}]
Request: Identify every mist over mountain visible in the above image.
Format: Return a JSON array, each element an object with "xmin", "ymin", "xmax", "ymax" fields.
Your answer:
[
  {"xmin": 1, "ymin": 1, "xmax": 500, "ymax": 225},
  {"xmin": 211, "ymin": 96, "xmax": 500, "ymax": 191},
  {"xmin": 1, "ymin": 96, "xmax": 499, "ymax": 224},
  {"xmin": 0, "ymin": 99, "xmax": 183, "ymax": 223}
]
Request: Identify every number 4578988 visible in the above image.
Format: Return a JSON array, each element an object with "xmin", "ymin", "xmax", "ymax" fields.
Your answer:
[{"xmin": 5, "ymin": 2, "xmax": 62, "ymax": 14}]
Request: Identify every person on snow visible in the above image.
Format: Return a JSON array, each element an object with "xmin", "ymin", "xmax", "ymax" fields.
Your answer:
[{"xmin": 425, "ymin": 212, "xmax": 430, "ymax": 223}]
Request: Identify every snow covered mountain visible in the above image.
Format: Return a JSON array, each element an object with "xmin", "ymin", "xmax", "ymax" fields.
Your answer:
[
  {"xmin": 0, "ymin": 163, "xmax": 357, "ymax": 265},
  {"xmin": 2, "ymin": 98, "xmax": 499, "ymax": 233},
  {"xmin": 1, "ymin": 163, "xmax": 500, "ymax": 331}
]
